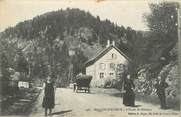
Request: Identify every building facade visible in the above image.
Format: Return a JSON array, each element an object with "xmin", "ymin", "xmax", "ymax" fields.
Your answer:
[{"xmin": 85, "ymin": 40, "xmax": 130, "ymax": 87}]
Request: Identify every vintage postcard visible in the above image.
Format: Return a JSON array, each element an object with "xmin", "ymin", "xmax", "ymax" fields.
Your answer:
[{"xmin": 0, "ymin": 0, "xmax": 180, "ymax": 117}]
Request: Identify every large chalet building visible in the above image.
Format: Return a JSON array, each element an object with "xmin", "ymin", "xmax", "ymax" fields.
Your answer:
[{"xmin": 85, "ymin": 40, "xmax": 130, "ymax": 87}]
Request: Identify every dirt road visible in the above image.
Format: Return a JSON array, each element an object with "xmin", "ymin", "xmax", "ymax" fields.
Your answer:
[{"xmin": 29, "ymin": 88, "xmax": 179, "ymax": 117}]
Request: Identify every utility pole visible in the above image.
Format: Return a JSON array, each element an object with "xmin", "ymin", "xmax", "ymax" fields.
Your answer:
[
  {"xmin": 177, "ymin": 2, "xmax": 181, "ymax": 110},
  {"xmin": 178, "ymin": 4, "xmax": 181, "ymax": 54},
  {"xmin": 178, "ymin": 4, "xmax": 181, "ymax": 48}
]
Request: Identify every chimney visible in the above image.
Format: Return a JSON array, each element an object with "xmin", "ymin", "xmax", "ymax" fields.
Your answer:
[
  {"xmin": 112, "ymin": 40, "xmax": 115, "ymax": 46},
  {"xmin": 106, "ymin": 40, "xmax": 110, "ymax": 47}
]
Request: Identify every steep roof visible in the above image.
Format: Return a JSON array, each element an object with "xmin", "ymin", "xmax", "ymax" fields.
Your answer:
[{"xmin": 85, "ymin": 45, "xmax": 131, "ymax": 67}]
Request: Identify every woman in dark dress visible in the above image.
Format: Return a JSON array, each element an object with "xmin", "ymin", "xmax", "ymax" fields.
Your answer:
[
  {"xmin": 42, "ymin": 76, "xmax": 56, "ymax": 116},
  {"xmin": 123, "ymin": 74, "xmax": 135, "ymax": 106}
]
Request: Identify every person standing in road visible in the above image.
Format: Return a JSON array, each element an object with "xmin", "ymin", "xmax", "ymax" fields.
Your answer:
[
  {"xmin": 73, "ymin": 82, "xmax": 77, "ymax": 92},
  {"xmin": 42, "ymin": 76, "xmax": 56, "ymax": 116},
  {"xmin": 123, "ymin": 74, "xmax": 135, "ymax": 107},
  {"xmin": 154, "ymin": 76, "xmax": 169, "ymax": 109}
]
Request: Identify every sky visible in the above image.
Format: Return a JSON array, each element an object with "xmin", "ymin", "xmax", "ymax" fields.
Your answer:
[{"xmin": 0, "ymin": 0, "xmax": 169, "ymax": 32}]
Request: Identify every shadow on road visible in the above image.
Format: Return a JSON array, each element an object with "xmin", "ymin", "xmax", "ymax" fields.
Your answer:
[
  {"xmin": 123, "ymin": 105, "xmax": 142, "ymax": 108},
  {"xmin": 133, "ymin": 105, "xmax": 142, "ymax": 107},
  {"xmin": 51, "ymin": 110, "xmax": 72, "ymax": 115},
  {"xmin": 75, "ymin": 91, "xmax": 95, "ymax": 94}
]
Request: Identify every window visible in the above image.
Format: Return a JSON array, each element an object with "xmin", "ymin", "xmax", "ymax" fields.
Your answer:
[
  {"xmin": 99, "ymin": 63, "xmax": 105, "ymax": 70},
  {"xmin": 111, "ymin": 53, "xmax": 117, "ymax": 59},
  {"xmin": 110, "ymin": 63, "xmax": 115, "ymax": 70},
  {"xmin": 100, "ymin": 73, "xmax": 104, "ymax": 79},
  {"xmin": 108, "ymin": 53, "xmax": 117, "ymax": 59},
  {"xmin": 109, "ymin": 73, "xmax": 114, "ymax": 77}
]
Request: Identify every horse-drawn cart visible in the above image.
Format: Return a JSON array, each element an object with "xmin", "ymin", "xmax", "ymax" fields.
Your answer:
[{"xmin": 75, "ymin": 74, "xmax": 92, "ymax": 93}]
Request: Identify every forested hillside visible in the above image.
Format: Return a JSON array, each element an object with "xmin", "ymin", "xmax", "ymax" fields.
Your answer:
[
  {"xmin": 0, "ymin": 2, "xmax": 179, "ymax": 92},
  {"xmin": 0, "ymin": 8, "xmax": 150, "ymax": 84}
]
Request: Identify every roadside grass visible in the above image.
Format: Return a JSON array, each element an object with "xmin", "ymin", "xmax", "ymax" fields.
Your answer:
[{"xmin": 1, "ymin": 87, "xmax": 41, "ymax": 115}]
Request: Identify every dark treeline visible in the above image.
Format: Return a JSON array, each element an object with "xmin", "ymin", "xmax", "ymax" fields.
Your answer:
[{"xmin": 0, "ymin": 2, "xmax": 178, "ymax": 89}]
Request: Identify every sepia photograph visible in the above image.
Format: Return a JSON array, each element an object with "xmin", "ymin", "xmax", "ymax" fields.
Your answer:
[{"xmin": 0, "ymin": 0, "xmax": 180, "ymax": 117}]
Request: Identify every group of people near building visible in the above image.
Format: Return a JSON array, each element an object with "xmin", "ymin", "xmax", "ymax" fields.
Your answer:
[{"xmin": 41, "ymin": 74, "xmax": 169, "ymax": 116}]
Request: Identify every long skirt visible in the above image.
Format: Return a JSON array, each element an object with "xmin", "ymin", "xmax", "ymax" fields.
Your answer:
[
  {"xmin": 42, "ymin": 96, "xmax": 55, "ymax": 109},
  {"xmin": 123, "ymin": 90, "xmax": 135, "ymax": 106}
]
